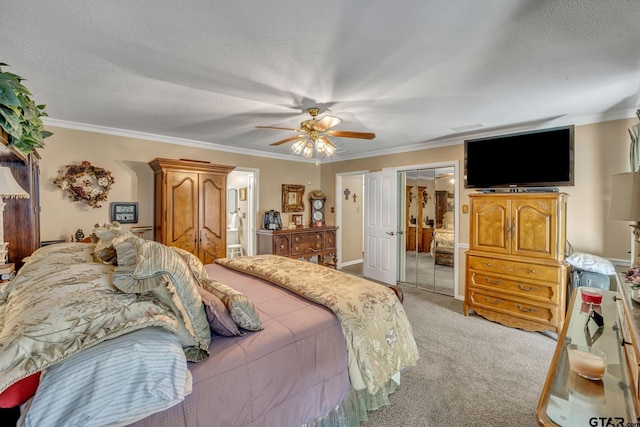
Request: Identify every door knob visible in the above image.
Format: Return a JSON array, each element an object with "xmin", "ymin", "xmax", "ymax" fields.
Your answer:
[{"xmin": 386, "ymin": 231, "xmax": 395, "ymax": 236}]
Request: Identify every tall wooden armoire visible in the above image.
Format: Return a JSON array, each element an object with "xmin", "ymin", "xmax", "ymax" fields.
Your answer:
[
  {"xmin": 149, "ymin": 158, "xmax": 235, "ymax": 264},
  {"xmin": 0, "ymin": 130, "xmax": 40, "ymax": 267},
  {"xmin": 464, "ymin": 192, "xmax": 568, "ymax": 334}
]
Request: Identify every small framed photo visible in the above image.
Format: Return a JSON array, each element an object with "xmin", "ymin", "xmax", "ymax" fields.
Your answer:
[
  {"xmin": 291, "ymin": 214, "xmax": 303, "ymax": 228},
  {"xmin": 110, "ymin": 202, "xmax": 138, "ymax": 224},
  {"xmin": 239, "ymin": 187, "xmax": 247, "ymax": 201}
]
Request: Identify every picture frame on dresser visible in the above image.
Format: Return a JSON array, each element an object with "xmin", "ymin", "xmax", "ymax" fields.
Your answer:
[{"xmin": 291, "ymin": 214, "xmax": 303, "ymax": 228}]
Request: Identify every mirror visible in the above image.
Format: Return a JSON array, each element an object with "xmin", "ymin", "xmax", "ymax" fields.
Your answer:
[
  {"xmin": 398, "ymin": 166, "xmax": 455, "ymax": 296},
  {"xmin": 228, "ymin": 187, "xmax": 238, "ymax": 213},
  {"xmin": 282, "ymin": 184, "xmax": 305, "ymax": 212}
]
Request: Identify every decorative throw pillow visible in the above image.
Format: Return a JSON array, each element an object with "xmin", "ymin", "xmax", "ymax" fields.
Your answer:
[
  {"xmin": 202, "ymin": 279, "xmax": 263, "ymax": 332},
  {"xmin": 0, "ymin": 372, "xmax": 40, "ymax": 408},
  {"xmin": 170, "ymin": 247, "xmax": 209, "ymax": 286},
  {"xmin": 565, "ymin": 252, "xmax": 616, "ymax": 275},
  {"xmin": 111, "ymin": 237, "xmax": 211, "ymax": 362},
  {"xmin": 197, "ymin": 287, "xmax": 242, "ymax": 337},
  {"xmin": 92, "ymin": 222, "xmax": 136, "ymax": 265}
]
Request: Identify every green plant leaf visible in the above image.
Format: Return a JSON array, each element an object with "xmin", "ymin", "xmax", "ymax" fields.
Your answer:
[
  {"xmin": 0, "ymin": 63, "xmax": 51, "ymax": 153},
  {"xmin": 0, "ymin": 81, "xmax": 20, "ymax": 106}
]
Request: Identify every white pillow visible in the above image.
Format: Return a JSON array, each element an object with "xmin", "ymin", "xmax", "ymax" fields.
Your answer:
[
  {"xmin": 565, "ymin": 252, "xmax": 616, "ymax": 275},
  {"xmin": 19, "ymin": 327, "xmax": 190, "ymax": 427}
]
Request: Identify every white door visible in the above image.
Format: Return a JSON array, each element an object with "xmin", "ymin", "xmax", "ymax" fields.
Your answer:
[{"xmin": 363, "ymin": 170, "xmax": 398, "ymax": 285}]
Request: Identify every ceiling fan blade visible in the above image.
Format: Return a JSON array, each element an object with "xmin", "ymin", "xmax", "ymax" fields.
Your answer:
[
  {"xmin": 326, "ymin": 130, "xmax": 376, "ymax": 140},
  {"xmin": 314, "ymin": 115, "xmax": 342, "ymax": 131},
  {"xmin": 270, "ymin": 134, "xmax": 306, "ymax": 146},
  {"xmin": 256, "ymin": 125, "xmax": 301, "ymax": 131}
]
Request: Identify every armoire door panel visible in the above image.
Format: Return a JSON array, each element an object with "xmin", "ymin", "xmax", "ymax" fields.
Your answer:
[
  {"xmin": 167, "ymin": 171, "xmax": 198, "ymax": 251},
  {"xmin": 471, "ymin": 199, "xmax": 509, "ymax": 254},
  {"xmin": 512, "ymin": 199, "xmax": 556, "ymax": 259},
  {"xmin": 200, "ymin": 173, "xmax": 226, "ymax": 260}
]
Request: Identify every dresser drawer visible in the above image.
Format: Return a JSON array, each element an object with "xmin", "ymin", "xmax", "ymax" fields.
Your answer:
[
  {"xmin": 468, "ymin": 255, "xmax": 560, "ymax": 283},
  {"xmin": 324, "ymin": 230, "xmax": 336, "ymax": 250},
  {"xmin": 618, "ymin": 293, "xmax": 640, "ymax": 399},
  {"xmin": 468, "ymin": 272, "xmax": 558, "ymax": 304},
  {"xmin": 291, "ymin": 231, "xmax": 324, "ymax": 256},
  {"xmin": 467, "ymin": 289, "xmax": 556, "ymax": 326},
  {"xmin": 273, "ymin": 236, "xmax": 290, "ymax": 256}
]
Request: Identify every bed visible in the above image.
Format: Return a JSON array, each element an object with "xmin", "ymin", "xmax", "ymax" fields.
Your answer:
[
  {"xmin": 431, "ymin": 211, "xmax": 455, "ymax": 266},
  {"xmin": 0, "ymin": 223, "xmax": 419, "ymax": 427}
]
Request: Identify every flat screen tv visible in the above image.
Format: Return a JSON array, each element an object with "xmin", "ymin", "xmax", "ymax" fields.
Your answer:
[{"xmin": 464, "ymin": 125, "xmax": 574, "ymax": 189}]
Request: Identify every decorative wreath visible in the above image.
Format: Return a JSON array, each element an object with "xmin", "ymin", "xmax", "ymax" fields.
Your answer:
[{"xmin": 54, "ymin": 161, "xmax": 115, "ymax": 208}]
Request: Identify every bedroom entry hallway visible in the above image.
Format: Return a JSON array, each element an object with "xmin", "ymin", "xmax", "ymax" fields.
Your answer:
[
  {"xmin": 337, "ymin": 162, "xmax": 458, "ymax": 297},
  {"xmin": 227, "ymin": 169, "xmax": 256, "ymax": 257}
]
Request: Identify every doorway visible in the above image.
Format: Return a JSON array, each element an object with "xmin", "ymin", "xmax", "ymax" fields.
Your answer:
[
  {"xmin": 398, "ymin": 166, "xmax": 455, "ymax": 295},
  {"xmin": 227, "ymin": 169, "xmax": 257, "ymax": 256}
]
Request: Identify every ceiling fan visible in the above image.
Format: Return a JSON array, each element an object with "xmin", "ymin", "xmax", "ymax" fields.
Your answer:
[{"xmin": 256, "ymin": 108, "xmax": 375, "ymax": 158}]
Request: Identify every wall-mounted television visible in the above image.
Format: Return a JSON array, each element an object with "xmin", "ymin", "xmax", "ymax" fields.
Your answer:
[{"xmin": 464, "ymin": 125, "xmax": 574, "ymax": 189}]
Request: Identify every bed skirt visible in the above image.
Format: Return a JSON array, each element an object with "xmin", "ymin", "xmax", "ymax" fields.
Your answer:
[{"xmin": 304, "ymin": 377, "xmax": 398, "ymax": 427}]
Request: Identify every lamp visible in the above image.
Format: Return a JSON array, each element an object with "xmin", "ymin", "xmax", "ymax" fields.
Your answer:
[
  {"xmin": 609, "ymin": 171, "xmax": 640, "ymax": 267},
  {"xmin": 0, "ymin": 167, "xmax": 30, "ymax": 263}
]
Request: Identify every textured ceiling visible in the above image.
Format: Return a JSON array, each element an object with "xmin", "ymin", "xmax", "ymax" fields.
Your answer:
[{"xmin": 1, "ymin": 0, "xmax": 639, "ymax": 162}]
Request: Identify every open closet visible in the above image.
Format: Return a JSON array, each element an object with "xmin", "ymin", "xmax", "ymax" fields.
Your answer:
[{"xmin": 399, "ymin": 166, "xmax": 455, "ymax": 295}]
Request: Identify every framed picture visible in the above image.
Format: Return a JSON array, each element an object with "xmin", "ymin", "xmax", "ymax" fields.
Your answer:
[
  {"xmin": 291, "ymin": 214, "xmax": 303, "ymax": 228},
  {"xmin": 239, "ymin": 187, "xmax": 247, "ymax": 201},
  {"xmin": 110, "ymin": 202, "xmax": 138, "ymax": 224},
  {"xmin": 282, "ymin": 184, "xmax": 305, "ymax": 212}
]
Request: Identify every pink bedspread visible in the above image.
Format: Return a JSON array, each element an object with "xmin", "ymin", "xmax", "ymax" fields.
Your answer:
[{"xmin": 130, "ymin": 263, "xmax": 350, "ymax": 427}]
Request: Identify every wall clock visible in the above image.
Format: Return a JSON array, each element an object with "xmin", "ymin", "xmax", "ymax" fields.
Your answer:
[
  {"xmin": 309, "ymin": 190, "xmax": 326, "ymax": 227},
  {"xmin": 110, "ymin": 202, "xmax": 138, "ymax": 224}
]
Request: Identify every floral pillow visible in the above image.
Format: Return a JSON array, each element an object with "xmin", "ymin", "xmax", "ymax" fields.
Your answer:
[
  {"xmin": 92, "ymin": 222, "xmax": 136, "ymax": 265},
  {"xmin": 201, "ymin": 279, "xmax": 263, "ymax": 332}
]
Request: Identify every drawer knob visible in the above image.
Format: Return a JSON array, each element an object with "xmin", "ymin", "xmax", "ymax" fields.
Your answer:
[
  {"xmin": 516, "ymin": 283, "xmax": 540, "ymax": 292},
  {"xmin": 484, "ymin": 262, "xmax": 492, "ymax": 267},
  {"xmin": 515, "ymin": 304, "xmax": 537, "ymax": 313},
  {"xmin": 483, "ymin": 297, "xmax": 502, "ymax": 305},
  {"xmin": 530, "ymin": 269, "xmax": 536, "ymax": 274},
  {"xmin": 484, "ymin": 278, "xmax": 503, "ymax": 285}
]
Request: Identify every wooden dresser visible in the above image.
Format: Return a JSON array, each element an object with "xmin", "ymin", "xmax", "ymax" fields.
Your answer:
[
  {"xmin": 257, "ymin": 226, "xmax": 338, "ymax": 268},
  {"xmin": 148, "ymin": 158, "xmax": 235, "ymax": 264},
  {"xmin": 464, "ymin": 192, "xmax": 569, "ymax": 334}
]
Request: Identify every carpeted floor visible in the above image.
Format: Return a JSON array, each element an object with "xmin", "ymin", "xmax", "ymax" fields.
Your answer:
[
  {"xmin": 403, "ymin": 251, "xmax": 454, "ymax": 295},
  {"xmin": 337, "ymin": 268, "xmax": 557, "ymax": 427}
]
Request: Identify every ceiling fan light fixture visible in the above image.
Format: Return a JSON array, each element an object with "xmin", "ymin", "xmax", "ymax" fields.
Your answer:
[
  {"xmin": 323, "ymin": 140, "xmax": 336, "ymax": 156},
  {"xmin": 302, "ymin": 142, "xmax": 314, "ymax": 158},
  {"xmin": 259, "ymin": 107, "xmax": 374, "ymax": 160},
  {"xmin": 291, "ymin": 139, "xmax": 306, "ymax": 155}
]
